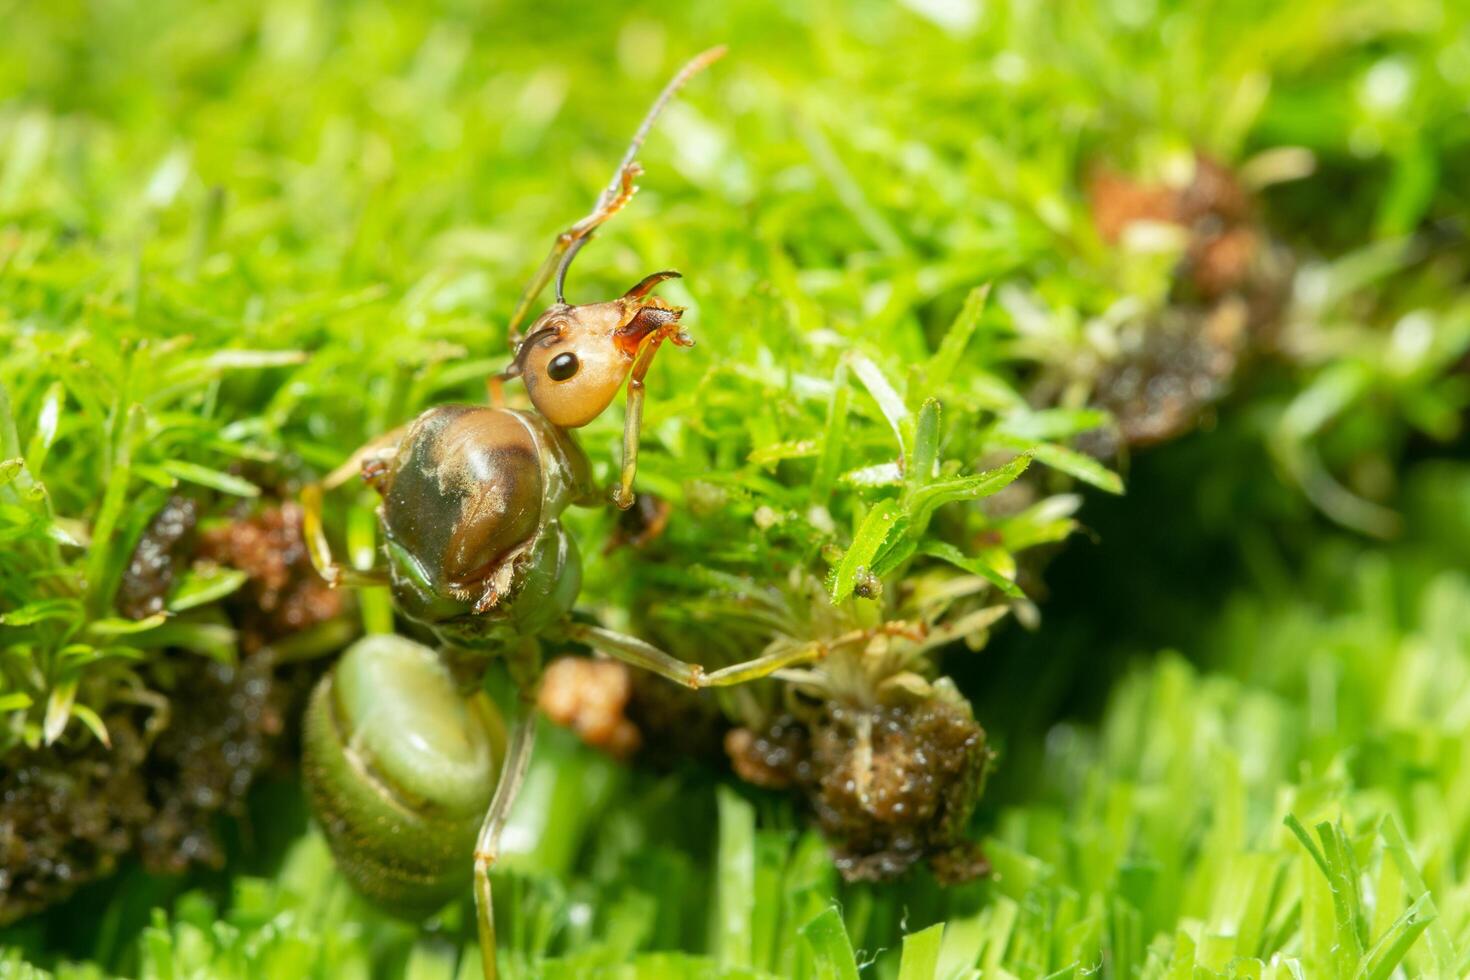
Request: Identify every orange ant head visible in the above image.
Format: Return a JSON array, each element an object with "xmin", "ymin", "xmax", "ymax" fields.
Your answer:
[{"xmin": 516, "ymin": 272, "xmax": 691, "ymax": 429}]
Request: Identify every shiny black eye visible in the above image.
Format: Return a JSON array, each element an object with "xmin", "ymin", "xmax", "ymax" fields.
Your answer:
[{"xmin": 547, "ymin": 351, "xmax": 580, "ymax": 382}]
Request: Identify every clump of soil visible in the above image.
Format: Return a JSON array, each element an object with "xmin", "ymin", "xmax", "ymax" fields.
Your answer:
[
  {"xmin": 116, "ymin": 495, "xmax": 199, "ymax": 620},
  {"xmin": 0, "ymin": 654, "xmax": 291, "ymax": 924},
  {"xmin": 0, "ymin": 501, "xmax": 341, "ymax": 924},
  {"xmin": 1085, "ymin": 154, "xmax": 1292, "ymax": 449},
  {"xmin": 0, "ymin": 718, "xmax": 151, "ymax": 924},
  {"xmin": 1091, "ymin": 301, "xmax": 1250, "ymax": 448},
  {"xmin": 726, "ymin": 698, "xmax": 992, "ymax": 884}
]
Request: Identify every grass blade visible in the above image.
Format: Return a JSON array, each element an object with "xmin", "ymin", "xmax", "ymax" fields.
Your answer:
[
  {"xmin": 926, "ymin": 285, "xmax": 991, "ymax": 391},
  {"xmin": 800, "ymin": 906, "xmax": 861, "ymax": 980},
  {"xmin": 850, "ymin": 353, "xmax": 909, "ymax": 455},
  {"xmin": 829, "ymin": 500, "xmax": 901, "ymax": 602},
  {"xmin": 715, "ymin": 787, "xmax": 756, "ymax": 969},
  {"xmin": 897, "ymin": 923, "xmax": 944, "ymax": 980}
]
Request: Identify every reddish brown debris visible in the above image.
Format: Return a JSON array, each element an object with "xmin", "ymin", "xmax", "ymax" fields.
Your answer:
[
  {"xmin": 1088, "ymin": 153, "xmax": 1262, "ymax": 302},
  {"xmin": 539, "ymin": 652, "xmax": 733, "ymax": 768},
  {"xmin": 198, "ymin": 503, "xmax": 343, "ymax": 652},
  {"xmin": 1089, "ymin": 170, "xmax": 1178, "ymax": 244},
  {"xmin": 538, "ymin": 656, "xmax": 642, "ymax": 760}
]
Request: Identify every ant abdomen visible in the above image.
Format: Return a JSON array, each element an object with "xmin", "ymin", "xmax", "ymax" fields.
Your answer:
[{"xmin": 303, "ymin": 634, "xmax": 503, "ymax": 916}]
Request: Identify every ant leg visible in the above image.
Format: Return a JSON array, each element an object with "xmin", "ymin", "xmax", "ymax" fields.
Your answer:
[
  {"xmin": 564, "ymin": 623, "xmax": 825, "ymax": 690},
  {"xmin": 472, "ymin": 701, "xmax": 538, "ymax": 980},
  {"xmin": 301, "ymin": 429, "xmax": 406, "ymax": 588},
  {"xmin": 300, "ymin": 482, "xmax": 389, "ymax": 588},
  {"xmin": 612, "ymin": 316, "xmax": 690, "ymax": 508},
  {"xmin": 612, "ymin": 375, "xmax": 645, "ymax": 511}
]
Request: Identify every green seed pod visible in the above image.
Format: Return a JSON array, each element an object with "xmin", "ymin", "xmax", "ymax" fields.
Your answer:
[{"xmin": 303, "ymin": 634, "xmax": 502, "ymax": 916}]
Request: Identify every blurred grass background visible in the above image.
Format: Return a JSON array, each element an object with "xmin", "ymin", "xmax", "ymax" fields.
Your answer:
[{"xmin": 2, "ymin": 0, "xmax": 1470, "ymax": 977}]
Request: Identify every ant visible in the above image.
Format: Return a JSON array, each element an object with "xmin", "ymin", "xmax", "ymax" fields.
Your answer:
[{"xmin": 299, "ymin": 48, "xmax": 817, "ymax": 979}]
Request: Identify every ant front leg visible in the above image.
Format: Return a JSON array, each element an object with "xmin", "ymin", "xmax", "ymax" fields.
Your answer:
[{"xmin": 564, "ymin": 622, "xmax": 827, "ymax": 689}]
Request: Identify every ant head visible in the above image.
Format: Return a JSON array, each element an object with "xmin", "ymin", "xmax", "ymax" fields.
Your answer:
[{"xmin": 515, "ymin": 271, "xmax": 692, "ymax": 429}]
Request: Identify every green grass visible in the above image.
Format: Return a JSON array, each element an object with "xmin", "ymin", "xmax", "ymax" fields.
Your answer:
[
  {"xmin": 3, "ymin": 0, "xmax": 1470, "ymax": 977},
  {"xmin": 13, "ymin": 504, "xmax": 1470, "ymax": 977}
]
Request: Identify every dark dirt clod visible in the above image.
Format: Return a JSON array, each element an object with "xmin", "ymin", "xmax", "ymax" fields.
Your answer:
[
  {"xmin": 0, "ymin": 654, "xmax": 304, "ymax": 924},
  {"xmin": 624, "ymin": 666, "xmax": 730, "ymax": 768},
  {"xmin": 138, "ymin": 654, "xmax": 286, "ymax": 873},
  {"xmin": 197, "ymin": 503, "xmax": 343, "ymax": 653},
  {"xmin": 602, "ymin": 493, "xmax": 673, "ymax": 555},
  {"xmin": 117, "ymin": 495, "xmax": 199, "ymax": 619},
  {"xmin": 1090, "ymin": 300, "xmax": 1249, "ymax": 449},
  {"xmin": 726, "ymin": 698, "xmax": 992, "ymax": 884},
  {"xmin": 0, "ymin": 500, "xmax": 341, "ymax": 924}
]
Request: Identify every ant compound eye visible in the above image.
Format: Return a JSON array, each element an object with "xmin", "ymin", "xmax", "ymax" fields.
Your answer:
[{"xmin": 547, "ymin": 351, "xmax": 580, "ymax": 382}]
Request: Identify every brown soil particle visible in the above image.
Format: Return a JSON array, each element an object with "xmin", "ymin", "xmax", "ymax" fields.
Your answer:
[
  {"xmin": 197, "ymin": 503, "xmax": 343, "ymax": 653},
  {"xmin": 539, "ymin": 655, "xmax": 731, "ymax": 767},
  {"xmin": 727, "ymin": 699, "xmax": 992, "ymax": 884}
]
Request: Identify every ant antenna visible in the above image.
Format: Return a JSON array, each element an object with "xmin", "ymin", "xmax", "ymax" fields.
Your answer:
[{"xmin": 508, "ymin": 46, "xmax": 727, "ymax": 345}]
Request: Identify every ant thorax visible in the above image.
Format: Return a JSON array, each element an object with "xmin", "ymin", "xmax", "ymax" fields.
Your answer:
[{"xmin": 373, "ymin": 404, "xmax": 591, "ymax": 645}]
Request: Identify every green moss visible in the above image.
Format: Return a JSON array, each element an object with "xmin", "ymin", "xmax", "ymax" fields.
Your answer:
[{"xmin": 3, "ymin": 0, "xmax": 1469, "ymax": 976}]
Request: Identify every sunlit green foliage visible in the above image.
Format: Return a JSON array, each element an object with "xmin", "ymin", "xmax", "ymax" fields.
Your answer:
[{"xmin": 3, "ymin": 0, "xmax": 1469, "ymax": 976}]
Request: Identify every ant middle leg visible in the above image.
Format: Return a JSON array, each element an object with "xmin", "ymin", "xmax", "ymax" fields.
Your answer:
[{"xmin": 470, "ymin": 696, "xmax": 538, "ymax": 980}]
